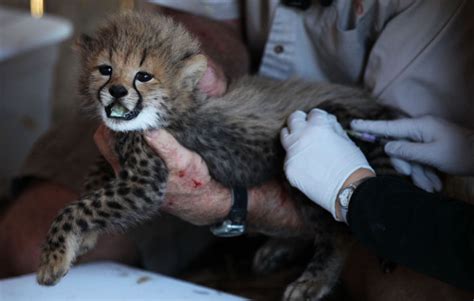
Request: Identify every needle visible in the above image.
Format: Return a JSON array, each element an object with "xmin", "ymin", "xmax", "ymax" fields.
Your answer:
[{"xmin": 346, "ymin": 130, "xmax": 391, "ymax": 145}]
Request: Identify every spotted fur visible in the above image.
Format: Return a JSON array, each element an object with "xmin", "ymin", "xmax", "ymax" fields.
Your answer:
[{"xmin": 37, "ymin": 12, "xmax": 402, "ymax": 300}]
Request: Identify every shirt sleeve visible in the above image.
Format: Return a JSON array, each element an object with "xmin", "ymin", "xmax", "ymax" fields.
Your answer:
[{"xmin": 347, "ymin": 175, "xmax": 474, "ymax": 291}]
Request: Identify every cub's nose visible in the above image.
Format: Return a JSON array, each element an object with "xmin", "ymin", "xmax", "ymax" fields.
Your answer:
[{"xmin": 109, "ymin": 85, "xmax": 128, "ymax": 98}]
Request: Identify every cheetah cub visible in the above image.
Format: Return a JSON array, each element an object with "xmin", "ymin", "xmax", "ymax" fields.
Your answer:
[{"xmin": 37, "ymin": 12, "xmax": 402, "ymax": 300}]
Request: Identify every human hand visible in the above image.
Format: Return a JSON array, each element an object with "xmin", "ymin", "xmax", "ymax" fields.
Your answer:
[
  {"xmin": 144, "ymin": 130, "xmax": 232, "ymax": 225},
  {"xmin": 197, "ymin": 58, "xmax": 227, "ymax": 97},
  {"xmin": 352, "ymin": 116, "xmax": 474, "ymax": 181},
  {"xmin": 94, "ymin": 125, "xmax": 120, "ymax": 174},
  {"xmin": 146, "ymin": 130, "xmax": 315, "ymax": 235},
  {"xmin": 281, "ymin": 109, "xmax": 374, "ymax": 221}
]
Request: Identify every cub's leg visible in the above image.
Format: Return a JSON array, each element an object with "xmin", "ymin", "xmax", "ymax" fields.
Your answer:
[
  {"xmin": 283, "ymin": 229, "xmax": 352, "ymax": 301},
  {"xmin": 37, "ymin": 158, "xmax": 168, "ymax": 286},
  {"xmin": 48, "ymin": 158, "xmax": 113, "ymax": 263},
  {"xmin": 80, "ymin": 157, "xmax": 115, "ymax": 192},
  {"xmin": 252, "ymin": 238, "xmax": 313, "ymax": 275},
  {"xmin": 77, "ymin": 231, "xmax": 99, "ymax": 257}
]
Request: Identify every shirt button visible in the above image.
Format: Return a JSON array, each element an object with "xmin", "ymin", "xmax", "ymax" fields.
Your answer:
[{"xmin": 274, "ymin": 45, "xmax": 284, "ymax": 54}]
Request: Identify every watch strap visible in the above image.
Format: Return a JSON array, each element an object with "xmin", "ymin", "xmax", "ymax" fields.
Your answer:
[
  {"xmin": 227, "ymin": 186, "xmax": 247, "ymax": 224},
  {"xmin": 337, "ymin": 177, "xmax": 370, "ymax": 224},
  {"xmin": 210, "ymin": 186, "xmax": 247, "ymax": 237}
]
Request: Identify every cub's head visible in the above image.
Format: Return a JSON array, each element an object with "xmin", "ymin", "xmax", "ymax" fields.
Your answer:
[{"xmin": 77, "ymin": 12, "xmax": 207, "ymax": 132}]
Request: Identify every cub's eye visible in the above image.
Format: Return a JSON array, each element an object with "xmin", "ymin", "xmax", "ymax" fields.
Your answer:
[
  {"xmin": 136, "ymin": 72, "xmax": 153, "ymax": 83},
  {"xmin": 98, "ymin": 65, "xmax": 112, "ymax": 76}
]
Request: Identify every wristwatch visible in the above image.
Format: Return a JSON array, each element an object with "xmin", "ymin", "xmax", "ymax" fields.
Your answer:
[
  {"xmin": 210, "ymin": 186, "xmax": 247, "ymax": 237},
  {"xmin": 336, "ymin": 178, "xmax": 368, "ymax": 224}
]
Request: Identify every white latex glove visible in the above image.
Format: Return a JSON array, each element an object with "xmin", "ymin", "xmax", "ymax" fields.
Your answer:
[
  {"xmin": 351, "ymin": 115, "xmax": 474, "ymax": 183},
  {"xmin": 281, "ymin": 109, "xmax": 374, "ymax": 220}
]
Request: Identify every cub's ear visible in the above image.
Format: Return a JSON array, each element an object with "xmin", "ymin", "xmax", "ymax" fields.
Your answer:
[
  {"xmin": 73, "ymin": 34, "xmax": 95, "ymax": 53},
  {"xmin": 177, "ymin": 54, "xmax": 208, "ymax": 92}
]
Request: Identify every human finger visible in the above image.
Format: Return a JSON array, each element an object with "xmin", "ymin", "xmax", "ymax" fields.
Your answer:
[
  {"xmin": 93, "ymin": 125, "xmax": 120, "ymax": 175},
  {"xmin": 145, "ymin": 129, "xmax": 193, "ymax": 171},
  {"xmin": 287, "ymin": 111, "xmax": 307, "ymax": 132},
  {"xmin": 307, "ymin": 109, "xmax": 330, "ymax": 126},
  {"xmin": 197, "ymin": 58, "xmax": 227, "ymax": 97},
  {"xmin": 411, "ymin": 163, "xmax": 435, "ymax": 193},
  {"xmin": 389, "ymin": 157, "xmax": 412, "ymax": 175},
  {"xmin": 351, "ymin": 119, "xmax": 424, "ymax": 141},
  {"xmin": 385, "ymin": 141, "xmax": 432, "ymax": 166}
]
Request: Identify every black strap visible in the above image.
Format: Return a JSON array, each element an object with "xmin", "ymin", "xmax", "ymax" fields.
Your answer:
[{"xmin": 228, "ymin": 186, "xmax": 247, "ymax": 224}]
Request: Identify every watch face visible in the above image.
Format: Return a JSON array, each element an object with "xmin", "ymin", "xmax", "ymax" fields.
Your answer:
[
  {"xmin": 339, "ymin": 188, "xmax": 353, "ymax": 207},
  {"xmin": 210, "ymin": 221, "xmax": 246, "ymax": 237}
]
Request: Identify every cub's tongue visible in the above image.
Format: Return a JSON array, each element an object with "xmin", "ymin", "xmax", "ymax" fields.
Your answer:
[{"xmin": 110, "ymin": 103, "xmax": 129, "ymax": 118}]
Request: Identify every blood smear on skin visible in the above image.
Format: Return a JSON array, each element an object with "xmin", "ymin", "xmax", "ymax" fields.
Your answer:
[{"xmin": 192, "ymin": 179, "xmax": 203, "ymax": 188}]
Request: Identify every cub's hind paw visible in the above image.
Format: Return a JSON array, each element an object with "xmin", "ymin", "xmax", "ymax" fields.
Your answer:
[
  {"xmin": 37, "ymin": 249, "xmax": 71, "ymax": 286},
  {"xmin": 283, "ymin": 279, "xmax": 331, "ymax": 301},
  {"xmin": 253, "ymin": 238, "xmax": 311, "ymax": 275},
  {"xmin": 253, "ymin": 242, "xmax": 294, "ymax": 274}
]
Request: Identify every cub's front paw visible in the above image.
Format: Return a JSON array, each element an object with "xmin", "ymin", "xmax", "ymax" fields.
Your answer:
[{"xmin": 37, "ymin": 247, "xmax": 72, "ymax": 286}]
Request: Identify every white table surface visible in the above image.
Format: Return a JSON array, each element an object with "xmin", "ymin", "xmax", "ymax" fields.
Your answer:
[{"xmin": 0, "ymin": 261, "xmax": 247, "ymax": 301}]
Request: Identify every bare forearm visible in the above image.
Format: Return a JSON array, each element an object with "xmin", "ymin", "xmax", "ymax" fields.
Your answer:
[
  {"xmin": 162, "ymin": 179, "xmax": 310, "ymax": 238},
  {"xmin": 247, "ymin": 181, "xmax": 311, "ymax": 238},
  {"xmin": 162, "ymin": 182, "xmax": 232, "ymax": 226}
]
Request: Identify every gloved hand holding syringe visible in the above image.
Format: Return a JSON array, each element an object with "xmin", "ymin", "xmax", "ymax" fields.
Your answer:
[
  {"xmin": 347, "ymin": 116, "xmax": 474, "ymax": 192},
  {"xmin": 281, "ymin": 110, "xmax": 474, "ymax": 221},
  {"xmin": 345, "ymin": 124, "xmax": 441, "ymax": 192}
]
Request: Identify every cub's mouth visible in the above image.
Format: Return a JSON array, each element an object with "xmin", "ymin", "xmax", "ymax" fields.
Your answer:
[{"xmin": 105, "ymin": 102, "xmax": 140, "ymax": 121}]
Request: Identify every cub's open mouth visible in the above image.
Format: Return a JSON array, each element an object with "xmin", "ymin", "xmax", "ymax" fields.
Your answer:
[{"xmin": 105, "ymin": 102, "xmax": 140, "ymax": 120}]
